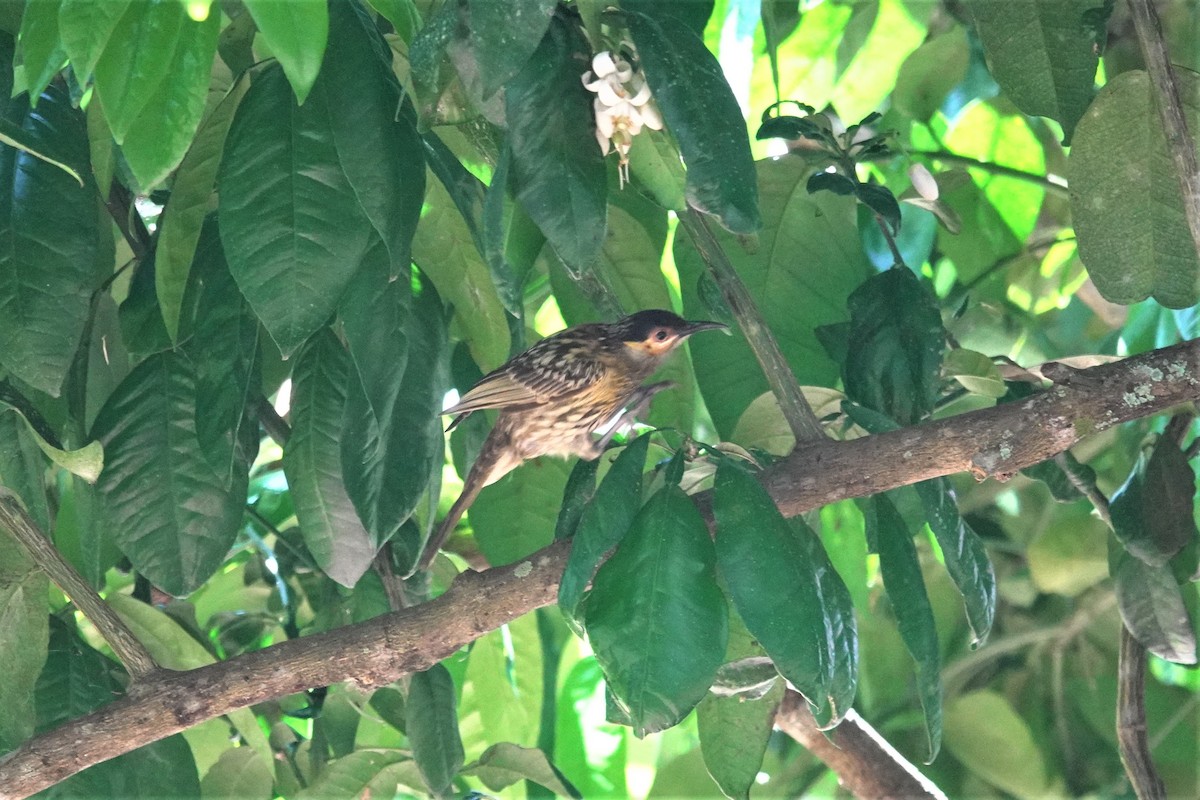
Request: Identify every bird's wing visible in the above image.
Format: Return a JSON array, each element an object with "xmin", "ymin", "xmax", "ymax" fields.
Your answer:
[{"xmin": 442, "ymin": 335, "xmax": 607, "ymax": 418}]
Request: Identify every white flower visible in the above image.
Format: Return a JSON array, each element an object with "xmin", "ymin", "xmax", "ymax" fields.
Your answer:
[
  {"xmin": 583, "ymin": 50, "xmax": 663, "ymax": 187},
  {"xmin": 909, "ymin": 163, "xmax": 939, "ymax": 200}
]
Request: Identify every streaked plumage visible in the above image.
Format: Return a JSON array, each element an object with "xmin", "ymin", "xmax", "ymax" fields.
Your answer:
[{"xmin": 415, "ymin": 309, "xmax": 726, "ymax": 571}]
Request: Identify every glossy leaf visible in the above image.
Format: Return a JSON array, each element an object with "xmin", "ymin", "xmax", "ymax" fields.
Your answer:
[
  {"xmin": 243, "ymin": 0, "xmax": 328, "ymax": 105},
  {"xmin": 867, "ymin": 493, "xmax": 942, "ymax": 761},
  {"xmin": 408, "ymin": 664, "xmax": 466, "ymax": 796},
  {"xmin": 218, "ymin": 62, "xmax": 373, "ymax": 357},
  {"xmin": 0, "ymin": 410, "xmax": 50, "ymax": 530},
  {"xmin": 92, "ymin": 351, "xmax": 246, "ymax": 596},
  {"xmin": 1070, "ymin": 70, "xmax": 1200, "ymax": 308},
  {"xmin": 91, "ymin": 2, "xmax": 185, "ymax": 141},
  {"xmin": 0, "ymin": 400, "xmax": 103, "ymax": 483},
  {"xmin": 0, "ymin": 516, "xmax": 48, "ymax": 751},
  {"xmin": 1110, "ymin": 440, "xmax": 1198, "ymax": 567},
  {"xmin": 678, "ymin": 159, "xmax": 872, "ymax": 436},
  {"xmin": 843, "ymin": 266, "xmax": 945, "ymax": 425},
  {"xmin": 468, "ymin": 0, "xmax": 556, "ymax": 98},
  {"xmin": 915, "ymin": 478, "xmax": 996, "ymax": 646},
  {"xmin": 585, "ymin": 484, "xmax": 727, "ymax": 737},
  {"xmin": 553, "ymin": 458, "xmax": 599, "ymax": 542},
  {"xmin": 471, "ymin": 456, "xmax": 572, "ymax": 567},
  {"xmin": 628, "ymin": 10, "xmax": 760, "ymax": 233},
  {"xmin": 17, "ymin": 0, "xmax": 66, "ymax": 100},
  {"xmin": 714, "ymin": 461, "xmax": 857, "ymax": 727},
  {"xmin": 1113, "ymin": 550, "xmax": 1197, "ymax": 665},
  {"xmin": 558, "ymin": 434, "xmax": 650, "ymax": 626},
  {"xmin": 969, "ymin": 0, "xmax": 1102, "ymax": 143},
  {"xmin": 697, "ymin": 661, "xmax": 784, "ymax": 800},
  {"xmin": 57, "ymin": 0, "xmax": 129, "ymax": 82},
  {"xmin": 283, "ymin": 331, "xmax": 377, "ymax": 588},
  {"xmin": 506, "ymin": 13, "xmax": 606, "ymax": 271},
  {"xmin": 156, "ymin": 74, "xmax": 249, "ymax": 341},
  {"xmin": 0, "ymin": 86, "xmax": 98, "ymax": 396},
  {"xmin": 340, "ymin": 263, "xmax": 448, "ymax": 565}
]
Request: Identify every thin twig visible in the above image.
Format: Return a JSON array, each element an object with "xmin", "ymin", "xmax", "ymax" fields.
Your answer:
[
  {"xmin": 909, "ymin": 149, "xmax": 1068, "ymax": 192},
  {"xmin": 103, "ymin": 181, "xmax": 152, "ymax": 262},
  {"xmin": 1056, "ymin": 451, "xmax": 1112, "ymax": 527},
  {"xmin": 0, "ymin": 491, "xmax": 158, "ymax": 679},
  {"xmin": 677, "ymin": 206, "xmax": 825, "ymax": 444},
  {"xmin": 0, "ymin": 380, "xmax": 65, "ymax": 450},
  {"xmin": 1117, "ymin": 626, "xmax": 1166, "ymax": 800},
  {"xmin": 1127, "ymin": 0, "xmax": 1200, "ymax": 263},
  {"xmin": 256, "ymin": 395, "xmax": 291, "ymax": 447}
]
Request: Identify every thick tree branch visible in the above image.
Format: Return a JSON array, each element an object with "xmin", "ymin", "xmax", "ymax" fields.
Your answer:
[
  {"xmin": 2, "ymin": 339, "xmax": 1198, "ymax": 797},
  {"xmin": 0, "ymin": 492, "xmax": 158, "ymax": 680},
  {"xmin": 678, "ymin": 206, "xmax": 825, "ymax": 443},
  {"xmin": 776, "ymin": 693, "xmax": 947, "ymax": 800}
]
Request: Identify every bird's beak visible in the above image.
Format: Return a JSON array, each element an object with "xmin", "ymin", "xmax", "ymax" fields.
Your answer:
[{"xmin": 680, "ymin": 320, "xmax": 730, "ymax": 337}]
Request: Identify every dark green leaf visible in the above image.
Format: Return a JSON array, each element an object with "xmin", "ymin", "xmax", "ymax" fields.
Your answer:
[
  {"xmin": 855, "ymin": 182, "xmax": 902, "ymax": 234},
  {"xmin": 58, "ymin": 0, "xmax": 131, "ymax": 82},
  {"xmin": 969, "ymin": 0, "xmax": 1101, "ymax": 143},
  {"xmin": 17, "ymin": 0, "xmax": 65, "ymax": 100},
  {"xmin": 92, "ymin": 351, "xmax": 246, "ymax": 596},
  {"xmin": 465, "ymin": 743, "xmax": 581, "ymax": 798},
  {"xmin": 558, "ymin": 434, "xmax": 650, "ymax": 626},
  {"xmin": 915, "ymin": 478, "xmax": 996, "ymax": 646},
  {"xmin": 628, "ymin": 10, "xmax": 760, "ymax": 233},
  {"xmin": 0, "ymin": 85, "xmax": 98, "ymax": 396},
  {"xmin": 756, "ymin": 114, "xmax": 826, "ymax": 143},
  {"xmin": 1113, "ymin": 548, "xmax": 1197, "ymax": 664},
  {"xmin": 553, "ymin": 458, "xmax": 599, "ymax": 542},
  {"xmin": 283, "ymin": 330, "xmax": 377, "ymax": 588},
  {"xmin": 760, "ymin": 0, "xmax": 803, "ymax": 100},
  {"xmin": 714, "ymin": 461, "xmax": 857, "ymax": 727},
  {"xmin": 35, "ymin": 616, "xmax": 123, "ymax": 731},
  {"xmin": 697, "ymin": 678, "xmax": 784, "ymax": 800},
  {"xmin": 585, "ymin": 484, "xmax": 728, "ymax": 737},
  {"xmin": 678, "ymin": 160, "xmax": 872, "ymax": 437},
  {"xmin": 843, "ymin": 266, "xmax": 945, "ymax": 425},
  {"xmin": 218, "ymin": 62, "xmax": 373, "ymax": 357},
  {"xmin": 0, "ymin": 409, "xmax": 50, "ymax": 531},
  {"xmin": 506, "ymin": 13, "xmax": 606, "ymax": 270},
  {"xmin": 622, "ymin": 0, "xmax": 714, "ymax": 38},
  {"xmin": 471, "ymin": 456, "xmax": 572, "ymax": 567},
  {"xmin": 341, "ymin": 263, "xmax": 449, "ymax": 565},
  {"xmin": 1110, "ymin": 440, "xmax": 1197, "ymax": 567},
  {"xmin": 1069, "ymin": 70, "xmax": 1200, "ymax": 308},
  {"xmin": 866, "ymin": 493, "xmax": 942, "ymax": 761},
  {"xmin": 482, "ymin": 141, "xmax": 524, "ymax": 316},
  {"xmin": 807, "ymin": 171, "xmax": 857, "ymax": 196},
  {"xmin": 408, "ymin": 0, "xmax": 475, "ymax": 127},
  {"xmin": 0, "ymin": 510, "xmax": 47, "ymax": 751},
  {"xmin": 243, "ymin": 0, "xmax": 329, "ymax": 105},
  {"xmin": 1021, "ymin": 453, "xmax": 1095, "ymax": 503},
  {"xmin": 468, "ymin": 0, "xmax": 556, "ymax": 98},
  {"xmin": 892, "ymin": 28, "xmax": 969, "ymax": 122},
  {"xmin": 408, "ymin": 664, "xmax": 466, "ymax": 796}
]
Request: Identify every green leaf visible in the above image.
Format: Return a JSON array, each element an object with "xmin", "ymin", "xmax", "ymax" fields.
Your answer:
[
  {"xmin": 830, "ymin": 0, "xmax": 930, "ymax": 124},
  {"xmin": 628, "ymin": 10, "xmax": 760, "ymax": 233},
  {"xmin": 1021, "ymin": 452, "xmax": 1094, "ymax": 503},
  {"xmin": 866, "ymin": 493, "xmax": 942, "ymax": 761},
  {"xmin": 622, "ymin": 0, "xmax": 714, "ymax": 37},
  {"xmin": 465, "ymin": 743, "xmax": 581, "ymax": 798},
  {"xmin": 713, "ymin": 461, "xmax": 858, "ymax": 726},
  {"xmin": 284, "ymin": 330, "xmax": 377, "ymax": 588},
  {"xmin": 506, "ymin": 13, "xmax": 606, "ymax": 270},
  {"xmin": 969, "ymin": 0, "xmax": 1102, "ymax": 143},
  {"xmin": 855, "ymin": 182, "xmax": 902, "ymax": 234},
  {"xmin": 407, "ymin": 664, "xmax": 466, "ymax": 796},
  {"xmin": 892, "ymin": 28, "xmax": 969, "ymax": 122},
  {"xmin": 807, "ymin": 171, "xmax": 857, "ymax": 196},
  {"xmin": 114, "ymin": 7, "xmax": 219, "ymax": 188},
  {"xmin": 468, "ymin": 0, "xmax": 555, "ymax": 98},
  {"xmin": 17, "ymin": 0, "xmax": 66, "ymax": 99},
  {"xmin": 843, "ymin": 266, "xmax": 945, "ymax": 425},
  {"xmin": 92, "ymin": 351, "xmax": 246, "ymax": 596},
  {"xmin": 156, "ymin": 74, "xmax": 249, "ymax": 341},
  {"xmin": 1113, "ymin": 549, "xmax": 1196, "ymax": 664},
  {"xmin": 243, "ymin": 0, "xmax": 329, "ymax": 105},
  {"xmin": 340, "ymin": 261, "xmax": 449, "ymax": 561},
  {"xmin": 627, "ymin": 128, "xmax": 686, "ymax": 212},
  {"xmin": 934, "ymin": 170, "xmax": 1023, "ymax": 284},
  {"xmin": 459, "ymin": 616, "xmax": 543, "ymax": 753},
  {"xmin": 553, "ymin": 458, "xmax": 599, "ymax": 542},
  {"xmin": 0, "ymin": 411, "xmax": 50, "ymax": 530},
  {"xmin": 296, "ymin": 750, "xmax": 416, "ymax": 799},
  {"xmin": 471, "ymin": 456, "xmax": 573, "ymax": 567},
  {"xmin": 944, "ymin": 690, "xmax": 1052, "ymax": 797},
  {"xmin": 678, "ymin": 159, "xmax": 873, "ymax": 437},
  {"xmin": 943, "ymin": 348, "xmax": 1006, "ymax": 398},
  {"xmin": 1027, "ymin": 504, "xmax": 1109, "ymax": 596},
  {"xmin": 1071, "ymin": 70, "xmax": 1200, "ymax": 307},
  {"xmin": 197, "ymin": 747, "xmax": 274, "ymax": 799},
  {"xmin": 58, "ymin": 0, "xmax": 131, "ymax": 81},
  {"xmin": 413, "ymin": 171, "xmax": 511, "ymax": 372},
  {"xmin": 0, "ymin": 85, "xmax": 98, "ymax": 396},
  {"xmin": 0, "ymin": 514, "xmax": 48, "ymax": 751},
  {"xmin": 914, "ymin": 478, "xmax": 996, "ymax": 646},
  {"xmin": 218, "ymin": 62, "xmax": 373, "ymax": 357},
  {"xmin": 1110, "ymin": 440, "xmax": 1197, "ymax": 567},
  {"xmin": 585, "ymin": 484, "xmax": 728, "ymax": 737},
  {"xmin": 35, "ymin": 616, "xmax": 124, "ymax": 730},
  {"xmin": 697, "ymin": 676, "xmax": 784, "ymax": 800},
  {"xmin": 558, "ymin": 434, "xmax": 650, "ymax": 627},
  {"xmin": 91, "ymin": 0, "xmax": 182, "ymax": 142},
  {"xmin": 0, "ymin": 402, "xmax": 103, "ymax": 483}
]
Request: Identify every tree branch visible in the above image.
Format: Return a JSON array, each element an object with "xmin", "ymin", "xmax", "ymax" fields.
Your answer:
[
  {"xmin": 1117, "ymin": 626, "xmax": 1166, "ymax": 800},
  {"xmin": 775, "ymin": 693, "xmax": 947, "ymax": 800},
  {"xmin": 2, "ymin": 338, "xmax": 1198, "ymax": 796},
  {"xmin": 678, "ymin": 206, "xmax": 825, "ymax": 443},
  {"xmin": 0, "ymin": 492, "xmax": 158, "ymax": 681}
]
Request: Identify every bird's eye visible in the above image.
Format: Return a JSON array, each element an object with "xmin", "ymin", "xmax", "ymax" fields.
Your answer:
[{"xmin": 654, "ymin": 329, "xmax": 669, "ymax": 341}]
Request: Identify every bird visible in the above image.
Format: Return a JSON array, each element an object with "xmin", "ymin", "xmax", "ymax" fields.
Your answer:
[{"xmin": 415, "ymin": 309, "xmax": 727, "ymax": 572}]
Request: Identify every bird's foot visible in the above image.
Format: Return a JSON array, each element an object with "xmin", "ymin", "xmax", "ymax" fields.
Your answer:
[{"xmin": 591, "ymin": 381, "xmax": 675, "ymax": 455}]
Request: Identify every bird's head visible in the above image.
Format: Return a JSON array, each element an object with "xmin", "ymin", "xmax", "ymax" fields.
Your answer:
[{"xmin": 615, "ymin": 309, "xmax": 728, "ymax": 363}]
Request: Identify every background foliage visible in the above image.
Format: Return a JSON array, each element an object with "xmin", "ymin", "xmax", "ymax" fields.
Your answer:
[{"xmin": 0, "ymin": 0, "xmax": 1198, "ymax": 797}]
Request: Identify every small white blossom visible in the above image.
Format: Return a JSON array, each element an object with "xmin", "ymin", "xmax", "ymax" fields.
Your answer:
[
  {"xmin": 909, "ymin": 163, "xmax": 939, "ymax": 200},
  {"xmin": 582, "ymin": 50, "xmax": 663, "ymax": 187}
]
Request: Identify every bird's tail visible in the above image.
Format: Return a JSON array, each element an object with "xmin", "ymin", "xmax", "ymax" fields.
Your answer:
[{"xmin": 412, "ymin": 429, "xmax": 519, "ymax": 574}]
